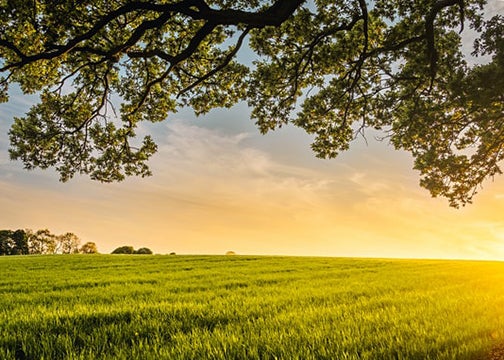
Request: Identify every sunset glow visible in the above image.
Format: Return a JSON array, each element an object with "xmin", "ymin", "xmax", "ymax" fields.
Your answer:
[{"xmin": 1, "ymin": 98, "xmax": 503, "ymax": 260}]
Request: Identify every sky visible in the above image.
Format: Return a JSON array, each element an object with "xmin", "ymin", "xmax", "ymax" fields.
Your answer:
[{"xmin": 1, "ymin": 2, "xmax": 504, "ymax": 260}]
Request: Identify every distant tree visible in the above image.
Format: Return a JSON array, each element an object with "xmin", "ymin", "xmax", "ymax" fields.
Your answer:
[
  {"xmin": 111, "ymin": 246, "xmax": 135, "ymax": 254},
  {"xmin": 134, "ymin": 247, "xmax": 153, "ymax": 255},
  {"xmin": 169, "ymin": 252, "xmax": 176, "ymax": 256},
  {"xmin": 11, "ymin": 229, "xmax": 29, "ymax": 255},
  {"xmin": 226, "ymin": 251, "xmax": 236, "ymax": 256},
  {"xmin": 0, "ymin": 230, "xmax": 14, "ymax": 255},
  {"xmin": 56, "ymin": 232, "xmax": 81, "ymax": 254},
  {"xmin": 80, "ymin": 242, "xmax": 99, "ymax": 254},
  {"xmin": 28, "ymin": 229, "xmax": 56, "ymax": 255}
]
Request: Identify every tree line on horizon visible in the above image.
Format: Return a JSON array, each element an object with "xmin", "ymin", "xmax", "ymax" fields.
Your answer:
[{"xmin": 0, "ymin": 229, "xmax": 98, "ymax": 256}]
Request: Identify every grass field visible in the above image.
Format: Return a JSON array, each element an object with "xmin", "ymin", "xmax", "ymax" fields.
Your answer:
[{"xmin": 1, "ymin": 255, "xmax": 503, "ymax": 359}]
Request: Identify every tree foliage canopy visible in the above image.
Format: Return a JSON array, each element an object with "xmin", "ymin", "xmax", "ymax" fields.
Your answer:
[
  {"xmin": 111, "ymin": 245, "xmax": 153, "ymax": 254},
  {"xmin": 0, "ymin": 229, "xmax": 29, "ymax": 255},
  {"xmin": 135, "ymin": 247, "xmax": 153, "ymax": 254},
  {"xmin": 80, "ymin": 241, "xmax": 99, "ymax": 254},
  {"xmin": 0, "ymin": 0, "xmax": 502, "ymax": 206},
  {"xmin": 111, "ymin": 245, "xmax": 135, "ymax": 254}
]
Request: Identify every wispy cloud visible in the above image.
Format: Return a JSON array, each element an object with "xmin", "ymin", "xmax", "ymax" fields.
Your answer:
[{"xmin": 144, "ymin": 121, "xmax": 338, "ymax": 208}]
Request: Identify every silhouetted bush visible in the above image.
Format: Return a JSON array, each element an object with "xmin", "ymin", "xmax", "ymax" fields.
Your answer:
[
  {"xmin": 111, "ymin": 246, "xmax": 135, "ymax": 254},
  {"xmin": 134, "ymin": 247, "xmax": 153, "ymax": 255}
]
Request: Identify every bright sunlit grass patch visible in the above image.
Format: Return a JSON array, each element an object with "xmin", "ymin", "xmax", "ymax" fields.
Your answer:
[{"xmin": 0, "ymin": 255, "xmax": 503, "ymax": 359}]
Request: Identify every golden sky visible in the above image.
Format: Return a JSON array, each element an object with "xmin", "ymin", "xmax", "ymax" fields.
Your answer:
[
  {"xmin": 1, "ymin": 2, "xmax": 503, "ymax": 259},
  {"xmin": 1, "ymin": 102, "xmax": 503, "ymax": 259}
]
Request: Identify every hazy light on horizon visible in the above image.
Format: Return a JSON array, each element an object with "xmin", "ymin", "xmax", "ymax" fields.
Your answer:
[{"xmin": 1, "ymin": 114, "xmax": 503, "ymax": 260}]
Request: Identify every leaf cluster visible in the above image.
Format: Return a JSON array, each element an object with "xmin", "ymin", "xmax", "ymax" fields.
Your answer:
[{"xmin": 0, "ymin": 0, "xmax": 502, "ymax": 206}]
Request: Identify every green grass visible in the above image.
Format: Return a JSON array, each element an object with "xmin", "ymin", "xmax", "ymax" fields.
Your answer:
[{"xmin": 1, "ymin": 255, "xmax": 503, "ymax": 359}]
